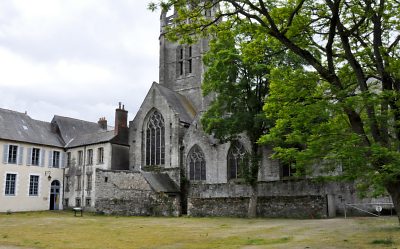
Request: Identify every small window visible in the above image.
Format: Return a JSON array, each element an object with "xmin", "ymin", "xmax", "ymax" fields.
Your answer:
[
  {"xmin": 29, "ymin": 175, "xmax": 39, "ymax": 196},
  {"xmin": 179, "ymin": 61, "xmax": 184, "ymax": 75},
  {"xmin": 86, "ymin": 174, "xmax": 92, "ymax": 191},
  {"xmin": 52, "ymin": 151, "xmax": 60, "ymax": 168},
  {"xmin": 31, "ymin": 148, "xmax": 40, "ymax": 166},
  {"xmin": 78, "ymin": 150, "xmax": 83, "ymax": 166},
  {"xmin": 98, "ymin": 147, "xmax": 104, "ymax": 164},
  {"xmin": 188, "ymin": 59, "xmax": 192, "ymax": 74},
  {"xmin": 104, "ymin": 177, "xmax": 108, "ymax": 183},
  {"xmin": 87, "ymin": 149, "xmax": 93, "ymax": 165},
  {"xmin": 281, "ymin": 161, "xmax": 296, "ymax": 178},
  {"xmin": 66, "ymin": 152, "xmax": 71, "ymax": 167},
  {"xmin": 75, "ymin": 198, "xmax": 81, "ymax": 207},
  {"xmin": 179, "ymin": 48, "xmax": 183, "ymax": 59},
  {"xmin": 76, "ymin": 175, "xmax": 82, "ymax": 191},
  {"xmin": 85, "ymin": 198, "xmax": 91, "ymax": 207},
  {"xmin": 5, "ymin": 173, "xmax": 17, "ymax": 196},
  {"xmin": 64, "ymin": 198, "xmax": 69, "ymax": 207},
  {"xmin": 65, "ymin": 176, "xmax": 70, "ymax": 192},
  {"xmin": 8, "ymin": 145, "xmax": 18, "ymax": 164}
]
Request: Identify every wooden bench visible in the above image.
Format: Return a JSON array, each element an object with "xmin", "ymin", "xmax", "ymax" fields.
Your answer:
[{"xmin": 73, "ymin": 207, "xmax": 83, "ymax": 217}]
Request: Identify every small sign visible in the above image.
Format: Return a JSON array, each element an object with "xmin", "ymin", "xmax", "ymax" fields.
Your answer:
[{"xmin": 375, "ymin": 205, "xmax": 382, "ymax": 212}]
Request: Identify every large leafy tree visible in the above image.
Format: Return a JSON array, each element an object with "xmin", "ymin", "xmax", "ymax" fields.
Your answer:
[
  {"xmin": 150, "ymin": 0, "xmax": 400, "ymax": 223},
  {"xmin": 197, "ymin": 22, "xmax": 274, "ymax": 217}
]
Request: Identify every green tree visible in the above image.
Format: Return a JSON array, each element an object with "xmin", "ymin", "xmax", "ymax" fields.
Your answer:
[
  {"xmin": 150, "ymin": 0, "xmax": 400, "ymax": 223},
  {"xmin": 201, "ymin": 22, "xmax": 270, "ymax": 217}
]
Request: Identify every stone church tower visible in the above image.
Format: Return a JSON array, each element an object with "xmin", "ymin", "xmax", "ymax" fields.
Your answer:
[{"xmin": 159, "ymin": 8, "xmax": 214, "ymax": 111}]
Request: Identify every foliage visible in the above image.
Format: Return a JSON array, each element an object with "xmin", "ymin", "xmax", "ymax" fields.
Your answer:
[{"xmin": 149, "ymin": 0, "xmax": 400, "ymax": 222}]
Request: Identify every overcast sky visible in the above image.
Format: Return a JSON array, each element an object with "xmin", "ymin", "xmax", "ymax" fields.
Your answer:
[{"xmin": 0, "ymin": 0, "xmax": 160, "ymax": 125}]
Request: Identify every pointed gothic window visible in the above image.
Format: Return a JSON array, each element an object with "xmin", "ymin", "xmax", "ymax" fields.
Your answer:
[
  {"xmin": 145, "ymin": 110, "xmax": 165, "ymax": 166},
  {"xmin": 187, "ymin": 145, "xmax": 206, "ymax": 181},
  {"xmin": 227, "ymin": 141, "xmax": 248, "ymax": 180}
]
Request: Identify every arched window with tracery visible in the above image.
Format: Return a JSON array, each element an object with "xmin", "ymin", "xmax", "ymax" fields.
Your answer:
[
  {"xmin": 187, "ymin": 145, "xmax": 206, "ymax": 181},
  {"xmin": 227, "ymin": 141, "xmax": 248, "ymax": 180},
  {"xmin": 145, "ymin": 110, "xmax": 165, "ymax": 166}
]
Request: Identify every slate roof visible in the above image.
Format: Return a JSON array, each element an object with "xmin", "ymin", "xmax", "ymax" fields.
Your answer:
[
  {"xmin": 0, "ymin": 108, "xmax": 121, "ymax": 148},
  {"xmin": 156, "ymin": 83, "xmax": 197, "ymax": 124},
  {"xmin": 65, "ymin": 130, "xmax": 116, "ymax": 148},
  {"xmin": 142, "ymin": 172, "xmax": 180, "ymax": 193},
  {"xmin": 0, "ymin": 108, "xmax": 64, "ymax": 147},
  {"xmin": 52, "ymin": 115, "xmax": 107, "ymax": 145}
]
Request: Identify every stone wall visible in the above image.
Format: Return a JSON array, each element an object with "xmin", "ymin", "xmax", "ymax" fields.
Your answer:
[
  {"xmin": 95, "ymin": 169, "xmax": 180, "ymax": 216},
  {"xmin": 188, "ymin": 195, "xmax": 328, "ymax": 218},
  {"xmin": 187, "ymin": 180, "xmax": 370, "ymax": 217}
]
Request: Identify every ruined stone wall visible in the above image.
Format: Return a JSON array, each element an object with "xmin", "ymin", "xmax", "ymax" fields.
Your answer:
[
  {"xmin": 95, "ymin": 169, "xmax": 180, "ymax": 216},
  {"xmin": 188, "ymin": 195, "xmax": 328, "ymax": 218},
  {"xmin": 187, "ymin": 180, "xmax": 370, "ymax": 217}
]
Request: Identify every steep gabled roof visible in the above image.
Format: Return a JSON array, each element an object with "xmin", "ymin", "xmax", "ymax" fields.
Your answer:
[
  {"xmin": 0, "ymin": 108, "xmax": 64, "ymax": 147},
  {"xmin": 155, "ymin": 83, "xmax": 197, "ymax": 124},
  {"xmin": 51, "ymin": 115, "xmax": 107, "ymax": 145},
  {"xmin": 65, "ymin": 130, "xmax": 116, "ymax": 148},
  {"xmin": 142, "ymin": 172, "xmax": 180, "ymax": 193}
]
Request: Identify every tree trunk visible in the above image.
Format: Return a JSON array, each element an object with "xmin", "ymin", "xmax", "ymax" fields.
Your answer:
[
  {"xmin": 248, "ymin": 184, "xmax": 258, "ymax": 218},
  {"xmin": 386, "ymin": 181, "xmax": 400, "ymax": 225}
]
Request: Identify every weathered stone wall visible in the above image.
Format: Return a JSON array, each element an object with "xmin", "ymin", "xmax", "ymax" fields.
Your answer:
[
  {"xmin": 95, "ymin": 169, "xmax": 180, "ymax": 216},
  {"xmin": 188, "ymin": 195, "xmax": 328, "ymax": 218},
  {"xmin": 187, "ymin": 180, "xmax": 374, "ymax": 217}
]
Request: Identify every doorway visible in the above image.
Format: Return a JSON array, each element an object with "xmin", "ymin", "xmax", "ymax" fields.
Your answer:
[{"xmin": 50, "ymin": 180, "xmax": 60, "ymax": 210}]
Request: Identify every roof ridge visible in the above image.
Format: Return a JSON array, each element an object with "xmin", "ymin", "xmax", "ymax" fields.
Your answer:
[{"xmin": 53, "ymin": 115, "xmax": 98, "ymax": 124}]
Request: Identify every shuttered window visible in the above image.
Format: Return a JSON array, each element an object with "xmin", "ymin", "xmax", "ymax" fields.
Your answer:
[
  {"xmin": 8, "ymin": 145, "xmax": 18, "ymax": 164},
  {"xmin": 31, "ymin": 148, "xmax": 40, "ymax": 166}
]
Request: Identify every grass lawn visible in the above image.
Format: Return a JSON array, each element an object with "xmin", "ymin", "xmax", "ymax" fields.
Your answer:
[{"xmin": 0, "ymin": 211, "xmax": 399, "ymax": 249}]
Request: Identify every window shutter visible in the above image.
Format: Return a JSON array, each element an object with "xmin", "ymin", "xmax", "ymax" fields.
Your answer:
[
  {"xmin": 18, "ymin": 146, "xmax": 24, "ymax": 165},
  {"xmin": 27, "ymin": 148, "xmax": 32, "ymax": 166},
  {"xmin": 48, "ymin": 151, "xmax": 53, "ymax": 168},
  {"xmin": 40, "ymin": 149, "xmax": 45, "ymax": 167},
  {"xmin": 3, "ymin": 144, "xmax": 8, "ymax": 164}
]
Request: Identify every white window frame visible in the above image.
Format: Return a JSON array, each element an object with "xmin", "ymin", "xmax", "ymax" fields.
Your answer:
[
  {"xmin": 52, "ymin": 151, "xmax": 61, "ymax": 168},
  {"xmin": 7, "ymin": 144, "xmax": 18, "ymax": 164},
  {"xmin": 28, "ymin": 174, "xmax": 40, "ymax": 197},
  {"xmin": 4, "ymin": 172, "xmax": 18, "ymax": 197},
  {"xmin": 97, "ymin": 147, "xmax": 104, "ymax": 164},
  {"xmin": 31, "ymin": 148, "xmax": 41, "ymax": 166}
]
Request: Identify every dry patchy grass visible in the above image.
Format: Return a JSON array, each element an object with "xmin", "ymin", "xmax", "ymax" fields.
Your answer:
[{"xmin": 0, "ymin": 211, "xmax": 399, "ymax": 249}]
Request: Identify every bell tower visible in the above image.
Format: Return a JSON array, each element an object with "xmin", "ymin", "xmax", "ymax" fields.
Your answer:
[{"xmin": 159, "ymin": 4, "xmax": 217, "ymax": 112}]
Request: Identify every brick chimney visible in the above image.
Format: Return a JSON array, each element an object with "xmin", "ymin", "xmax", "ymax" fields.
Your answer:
[
  {"xmin": 98, "ymin": 117, "xmax": 107, "ymax": 130},
  {"xmin": 114, "ymin": 102, "xmax": 128, "ymax": 136}
]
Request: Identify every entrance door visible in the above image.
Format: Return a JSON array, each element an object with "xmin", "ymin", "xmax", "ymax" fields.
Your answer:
[{"xmin": 50, "ymin": 180, "xmax": 60, "ymax": 210}]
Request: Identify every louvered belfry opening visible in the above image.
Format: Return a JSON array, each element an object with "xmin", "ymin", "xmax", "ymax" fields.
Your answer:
[{"xmin": 145, "ymin": 110, "xmax": 165, "ymax": 166}]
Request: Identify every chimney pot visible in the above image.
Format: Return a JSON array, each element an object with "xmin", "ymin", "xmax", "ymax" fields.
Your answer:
[{"xmin": 98, "ymin": 117, "xmax": 107, "ymax": 130}]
